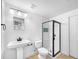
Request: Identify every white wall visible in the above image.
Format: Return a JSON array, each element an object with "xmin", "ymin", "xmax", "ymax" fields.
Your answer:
[
  {"xmin": 69, "ymin": 15, "xmax": 78, "ymax": 58},
  {"xmin": 2, "ymin": 2, "xmax": 42, "ymax": 59},
  {"xmin": 50, "ymin": 9, "xmax": 78, "ymax": 56}
]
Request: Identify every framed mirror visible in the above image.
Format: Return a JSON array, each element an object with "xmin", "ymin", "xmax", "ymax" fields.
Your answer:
[{"xmin": 13, "ymin": 17, "xmax": 24, "ymax": 30}]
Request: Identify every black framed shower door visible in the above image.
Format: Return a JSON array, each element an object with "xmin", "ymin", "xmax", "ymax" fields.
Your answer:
[
  {"xmin": 53, "ymin": 20, "xmax": 61, "ymax": 57},
  {"xmin": 42, "ymin": 20, "xmax": 61, "ymax": 57}
]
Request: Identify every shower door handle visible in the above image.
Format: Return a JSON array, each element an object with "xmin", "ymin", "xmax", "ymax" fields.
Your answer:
[{"xmin": 53, "ymin": 34, "xmax": 56, "ymax": 40}]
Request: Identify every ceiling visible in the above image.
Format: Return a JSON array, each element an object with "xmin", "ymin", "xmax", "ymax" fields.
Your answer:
[{"xmin": 5, "ymin": 0, "xmax": 78, "ymax": 17}]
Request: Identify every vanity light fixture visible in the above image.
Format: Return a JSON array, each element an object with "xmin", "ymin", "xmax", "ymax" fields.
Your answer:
[{"xmin": 9, "ymin": 8, "xmax": 28, "ymax": 17}]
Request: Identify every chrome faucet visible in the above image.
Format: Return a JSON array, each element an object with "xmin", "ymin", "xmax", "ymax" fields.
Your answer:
[{"xmin": 17, "ymin": 37, "xmax": 22, "ymax": 41}]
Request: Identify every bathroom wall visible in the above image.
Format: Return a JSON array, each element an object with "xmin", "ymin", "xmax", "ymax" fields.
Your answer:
[
  {"xmin": 69, "ymin": 15, "xmax": 78, "ymax": 58},
  {"xmin": 42, "ymin": 9, "xmax": 78, "ymax": 56},
  {"xmin": 3, "ymin": 2, "xmax": 42, "ymax": 59}
]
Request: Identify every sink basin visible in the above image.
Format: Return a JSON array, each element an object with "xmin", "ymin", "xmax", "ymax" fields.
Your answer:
[
  {"xmin": 7, "ymin": 40, "xmax": 32, "ymax": 59},
  {"xmin": 7, "ymin": 40, "xmax": 32, "ymax": 48}
]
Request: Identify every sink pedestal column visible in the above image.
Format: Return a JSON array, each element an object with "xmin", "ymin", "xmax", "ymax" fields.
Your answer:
[{"xmin": 17, "ymin": 47, "xmax": 23, "ymax": 59}]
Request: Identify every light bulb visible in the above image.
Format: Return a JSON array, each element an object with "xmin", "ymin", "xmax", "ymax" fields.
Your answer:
[
  {"xmin": 24, "ymin": 13, "xmax": 28, "ymax": 17},
  {"xmin": 9, "ymin": 9, "xmax": 15, "ymax": 14},
  {"xmin": 17, "ymin": 11, "xmax": 21, "ymax": 16}
]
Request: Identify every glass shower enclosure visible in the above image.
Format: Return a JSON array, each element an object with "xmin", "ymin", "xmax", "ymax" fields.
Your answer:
[{"xmin": 42, "ymin": 20, "xmax": 61, "ymax": 57}]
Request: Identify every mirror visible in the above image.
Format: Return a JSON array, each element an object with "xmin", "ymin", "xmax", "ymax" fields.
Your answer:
[{"xmin": 13, "ymin": 17, "xmax": 24, "ymax": 30}]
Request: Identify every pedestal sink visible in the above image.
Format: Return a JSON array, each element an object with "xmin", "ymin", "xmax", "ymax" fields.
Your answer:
[{"xmin": 7, "ymin": 40, "xmax": 32, "ymax": 59}]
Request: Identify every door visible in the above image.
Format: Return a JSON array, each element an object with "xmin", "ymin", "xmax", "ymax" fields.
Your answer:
[
  {"xmin": 70, "ymin": 15, "xmax": 78, "ymax": 58},
  {"xmin": 53, "ymin": 20, "xmax": 61, "ymax": 57}
]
